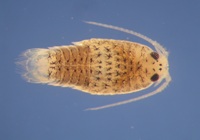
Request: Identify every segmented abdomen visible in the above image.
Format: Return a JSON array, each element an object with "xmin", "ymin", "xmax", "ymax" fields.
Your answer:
[{"xmin": 47, "ymin": 44, "xmax": 91, "ymax": 88}]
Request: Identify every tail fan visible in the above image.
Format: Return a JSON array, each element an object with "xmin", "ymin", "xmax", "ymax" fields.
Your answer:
[{"xmin": 16, "ymin": 48, "xmax": 51, "ymax": 84}]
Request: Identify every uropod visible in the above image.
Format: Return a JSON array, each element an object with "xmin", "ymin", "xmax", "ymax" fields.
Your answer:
[{"xmin": 17, "ymin": 21, "xmax": 171, "ymax": 110}]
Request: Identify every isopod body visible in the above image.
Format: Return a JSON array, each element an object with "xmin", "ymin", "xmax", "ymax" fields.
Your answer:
[{"xmin": 17, "ymin": 21, "xmax": 171, "ymax": 110}]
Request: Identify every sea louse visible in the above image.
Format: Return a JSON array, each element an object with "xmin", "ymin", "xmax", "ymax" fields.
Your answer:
[{"xmin": 17, "ymin": 21, "xmax": 171, "ymax": 110}]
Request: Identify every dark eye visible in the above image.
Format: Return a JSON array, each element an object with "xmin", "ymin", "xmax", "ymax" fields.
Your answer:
[
  {"xmin": 151, "ymin": 73, "xmax": 159, "ymax": 82},
  {"xmin": 150, "ymin": 52, "xmax": 159, "ymax": 60}
]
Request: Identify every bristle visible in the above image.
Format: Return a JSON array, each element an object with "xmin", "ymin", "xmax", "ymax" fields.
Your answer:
[{"xmin": 17, "ymin": 48, "xmax": 50, "ymax": 83}]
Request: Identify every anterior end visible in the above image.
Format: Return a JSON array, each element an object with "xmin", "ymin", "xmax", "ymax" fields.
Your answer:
[{"xmin": 17, "ymin": 48, "xmax": 50, "ymax": 83}]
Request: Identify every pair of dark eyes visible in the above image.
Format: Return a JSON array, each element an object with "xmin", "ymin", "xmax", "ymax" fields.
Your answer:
[{"xmin": 150, "ymin": 52, "xmax": 160, "ymax": 81}]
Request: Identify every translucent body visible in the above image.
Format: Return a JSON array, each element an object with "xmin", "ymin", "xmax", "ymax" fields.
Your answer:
[{"xmin": 17, "ymin": 21, "xmax": 171, "ymax": 110}]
